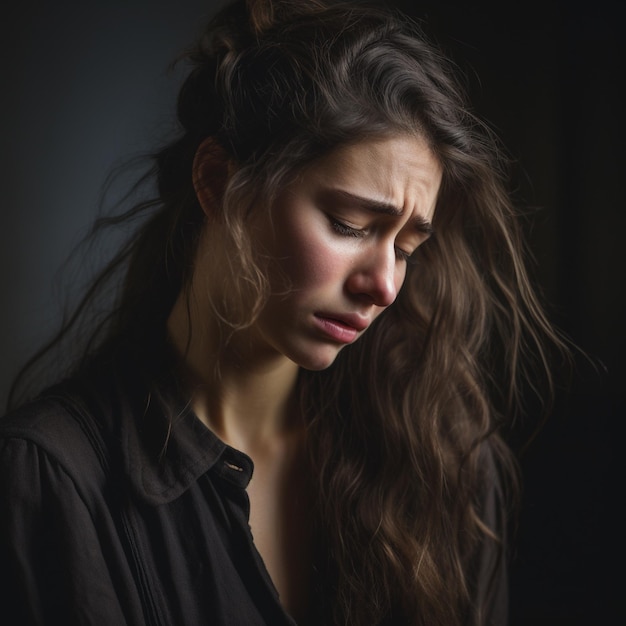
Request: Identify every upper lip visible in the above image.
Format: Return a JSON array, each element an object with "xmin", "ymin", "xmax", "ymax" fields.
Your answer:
[{"xmin": 315, "ymin": 312, "xmax": 370, "ymax": 332}]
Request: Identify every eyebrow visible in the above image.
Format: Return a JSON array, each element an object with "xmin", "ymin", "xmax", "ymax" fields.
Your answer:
[{"xmin": 323, "ymin": 188, "xmax": 435, "ymax": 236}]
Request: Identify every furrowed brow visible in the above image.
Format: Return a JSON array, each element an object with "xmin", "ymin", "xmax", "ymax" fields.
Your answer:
[{"xmin": 328, "ymin": 189, "xmax": 434, "ymax": 236}]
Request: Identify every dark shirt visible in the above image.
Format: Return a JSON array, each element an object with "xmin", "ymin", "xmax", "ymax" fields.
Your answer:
[
  {"xmin": 0, "ymin": 358, "xmax": 299, "ymax": 626},
  {"xmin": 0, "ymin": 353, "xmax": 508, "ymax": 625}
]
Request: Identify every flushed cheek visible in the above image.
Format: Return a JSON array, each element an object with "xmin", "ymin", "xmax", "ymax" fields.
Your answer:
[{"xmin": 274, "ymin": 223, "xmax": 345, "ymax": 292}]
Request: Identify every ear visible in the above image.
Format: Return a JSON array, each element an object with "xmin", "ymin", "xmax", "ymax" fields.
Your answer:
[{"xmin": 192, "ymin": 137, "xmax": 233, "ymax": 217}]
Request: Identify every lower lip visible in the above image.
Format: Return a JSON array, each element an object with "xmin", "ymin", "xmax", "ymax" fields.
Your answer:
[{"xmin": 313, "ymin": 315, "xmax": 359, "ymax": 344}]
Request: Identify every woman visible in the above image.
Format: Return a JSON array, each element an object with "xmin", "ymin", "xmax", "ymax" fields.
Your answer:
[{"xmin": 0, "ymin": 1, "xmax": 566, "ymax": 624}]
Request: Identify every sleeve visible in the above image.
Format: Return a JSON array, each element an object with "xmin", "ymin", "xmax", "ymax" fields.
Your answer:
[{"xmin": 0, "ymin": 436, "xmax": 130, "ymax": 626}]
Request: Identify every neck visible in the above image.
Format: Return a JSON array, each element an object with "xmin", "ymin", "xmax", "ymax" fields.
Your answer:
[{"xmin": 167, "ymin": 284, "xmax": 301, "ymax": 454}]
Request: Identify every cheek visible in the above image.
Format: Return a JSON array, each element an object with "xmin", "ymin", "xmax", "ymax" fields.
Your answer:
[{"xmin": 274, "ymin": 220, "xmax": 343, "ymax": 291}]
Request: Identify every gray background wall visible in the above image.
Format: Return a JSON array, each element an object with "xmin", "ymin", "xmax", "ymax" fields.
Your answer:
[
  {"xmin": 0, "ymin": 0, "xmax": 215, "ymax": 407},
  {"xmin": 2, "ymin": 1, "xmax": 623, "ymax": 624}
]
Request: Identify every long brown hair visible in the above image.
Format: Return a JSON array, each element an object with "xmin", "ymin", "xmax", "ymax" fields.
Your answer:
[{"xmin": 9, "ymin": 1, "xmax": 569, "ymax": 624}]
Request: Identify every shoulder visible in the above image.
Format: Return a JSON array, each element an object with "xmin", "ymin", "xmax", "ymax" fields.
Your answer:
[
  {"xmin": 1, "ymin": 347, "xmax": 147, "ymax": 489},
  {"xmin": 2, "ymin": 343, "xmax": 229, "ymax": 507},
  {"xmin": 2, "ymin": 393, "xmax": 97, "ymax": 448},
  {"xmin": 0, "ymin": 392, "xmax": 113, "ymax": 499}
]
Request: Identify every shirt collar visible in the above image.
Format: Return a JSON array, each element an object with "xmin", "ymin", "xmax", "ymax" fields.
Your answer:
[
  {"xmin": 73, "ymin": 345, "xmax": 255, "ymax": 506},
  {"xmin": 121, "ymin": 383, "xmax": 255, "ymax": 504}
]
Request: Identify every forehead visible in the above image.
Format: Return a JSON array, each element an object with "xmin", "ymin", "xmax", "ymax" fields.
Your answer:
[{"xmin": 302, "ymin": 134, "xmax": 442, "ymax": 219}]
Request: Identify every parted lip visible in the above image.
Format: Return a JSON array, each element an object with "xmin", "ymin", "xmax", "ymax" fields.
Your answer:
[{"xmin": 314, "ymin": 312, "xmax": 370, "ymax": 332}]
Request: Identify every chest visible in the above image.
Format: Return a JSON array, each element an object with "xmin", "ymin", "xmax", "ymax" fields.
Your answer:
[{"xmin": 247, "ymin": 450, "xmax": 314, "ymax": 624}]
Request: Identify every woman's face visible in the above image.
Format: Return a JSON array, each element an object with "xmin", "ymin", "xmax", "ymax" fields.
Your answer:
[{"xmin": 247, "ymin": 134, "xmax": 442, "ymax": 371}]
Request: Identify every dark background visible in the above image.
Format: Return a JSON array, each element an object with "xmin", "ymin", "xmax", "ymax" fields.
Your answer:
[{"xmin": 1, "ymin": 1, "xmax": 623, "ymax": 624}]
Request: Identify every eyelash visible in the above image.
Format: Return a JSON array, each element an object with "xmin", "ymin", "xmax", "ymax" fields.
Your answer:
[
  {"xmin": 330, "ymin": 218, "xmax": 365, "ymax": 238},
  {"xmin": 330, "ymin": 218, "xmax": 414, "ymax": 263}
]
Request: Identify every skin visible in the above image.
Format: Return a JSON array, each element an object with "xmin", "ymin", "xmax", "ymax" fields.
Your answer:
[
  {"xmin": 167, "ymin": 133, "xmax": 442, "ymax": 620},
  {"xmin": 248, "ymin": 134, "xmax": 441, "ymax": 373}
]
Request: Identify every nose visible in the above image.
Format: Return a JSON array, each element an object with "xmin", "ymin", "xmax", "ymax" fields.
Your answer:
[{"xmin": 345, "ymin": 243, "xmax": 400, "ymax": 308}]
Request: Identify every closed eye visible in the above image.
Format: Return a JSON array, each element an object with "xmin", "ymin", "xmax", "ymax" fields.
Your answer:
[
  {"xmin": 329, "ymin": 217, "xmax": 367, "ymax": 238},
  {"xmin": 331, "ymin": 216, "xmax": 421, "ymax": 264},
  {"xmin": 398, "ymin": 232, "xmax": 434, "ymax": 265},
  {"xmin": 395, "ymin": 247, "xmax": 413, "ymax": 263}
]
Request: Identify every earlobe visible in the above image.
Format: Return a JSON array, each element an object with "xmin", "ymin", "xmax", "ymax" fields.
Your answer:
[{"xmin": 192, "ymin": 137, "xmax": 232, "ymax": 217}]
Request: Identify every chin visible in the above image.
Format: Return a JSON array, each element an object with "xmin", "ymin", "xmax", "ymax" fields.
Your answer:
[{"xmin": 289, "ymin": 344, "xmax": 344, "ymax": 372}]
